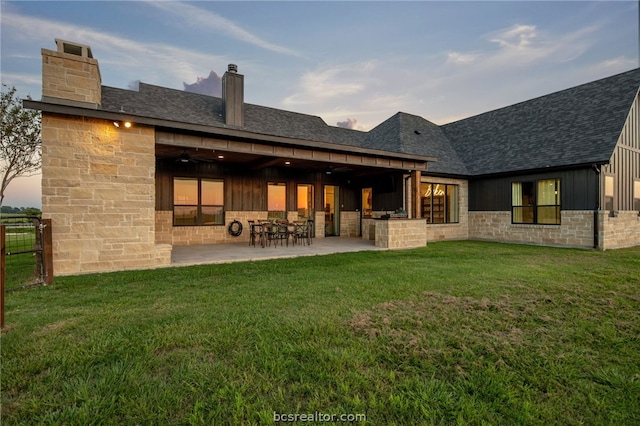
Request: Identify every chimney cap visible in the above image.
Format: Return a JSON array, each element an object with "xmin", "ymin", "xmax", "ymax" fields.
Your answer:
[
  {"xmin": 55, "ymin": 38, "xmax": 93, "ymax": 58},
  {"xmin": 227, "ymin": 64, "xmax": 238, "ymax": 73}
]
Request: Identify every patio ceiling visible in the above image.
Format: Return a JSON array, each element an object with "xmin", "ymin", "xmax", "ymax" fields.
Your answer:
[
  {"xmin": 155, "ymin": 131, "xmax": 431, "ymax": 176},
  {"xmin": 155, "ymin": 143, "xmax": 388, "ymax": 176}
]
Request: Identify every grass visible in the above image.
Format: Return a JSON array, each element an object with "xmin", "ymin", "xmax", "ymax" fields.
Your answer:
[{"xmin": 2, "ymin": 241, "xmax": 639, "ymax": 425}]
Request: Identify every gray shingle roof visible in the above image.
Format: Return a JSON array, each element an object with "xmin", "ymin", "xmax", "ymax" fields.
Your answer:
[
  {"xmin": 442, "ymin": 68, "xmax": 640, "ymax": 176},
  {"xmin": 99, "ymin": 68, "xmax": 640, "ymax": 177},
  {"xmin": 100, "ymin": 83, "xmax": 368, "ymax": 149}
]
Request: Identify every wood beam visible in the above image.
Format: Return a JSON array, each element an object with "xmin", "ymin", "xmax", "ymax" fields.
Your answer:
[{"xmin": 411, "ymin": 170, "xmax": 422, "ymax": 219}]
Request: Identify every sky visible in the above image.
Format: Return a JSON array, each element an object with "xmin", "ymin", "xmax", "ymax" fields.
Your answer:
[{"xmin": 1, "ymin": 0, "xmax": 639, "ymax": 208}]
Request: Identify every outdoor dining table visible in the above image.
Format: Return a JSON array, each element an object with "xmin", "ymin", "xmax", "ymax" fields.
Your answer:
[{"xmin": 248, "ymin": 220, "xmax": 312, "ymax": 248}]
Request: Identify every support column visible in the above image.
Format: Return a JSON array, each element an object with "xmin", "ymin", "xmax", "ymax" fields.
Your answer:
[{"xmin": 411, "ymin": 170, "xmax": 421, "ymax": 219}]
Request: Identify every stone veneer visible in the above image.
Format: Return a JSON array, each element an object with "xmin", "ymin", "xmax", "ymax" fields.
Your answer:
[
  {"xmin": 469, "ymin": 210, "xmax": 598, "ymax": 248},
  {"xmin": 374, "ymin": 219, "xmax": 427, "ymax": 249},
  {"xmin": 42, "ymin": 45, "xmax": 101, "ymax": 107},
  {"xmin": 361, "ymin": 218, "xmax": 375, "ymax": 241},
  {"xmin": 340, "ymin": 211, "xmax": 360, "ymax": 237},
  {"xmin": 42, "ymin": 116, "xmax": 171, "ymax": 275},
  {"xmin": 601, "ymin": 211, "xmax": 640, "ymax": 249}
]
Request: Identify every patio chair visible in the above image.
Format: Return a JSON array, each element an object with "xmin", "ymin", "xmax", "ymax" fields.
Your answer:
[
  {"xmin": 248, "ymin": 220, "xmax": 263, "ymax": 247},
  {"xmin": 294, "ymin": 220, "xmax": 311, "ymax": 246}
]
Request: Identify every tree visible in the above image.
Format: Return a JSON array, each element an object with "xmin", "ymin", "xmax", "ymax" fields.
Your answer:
[{"xmin": 1, "ymin": 84, "xmax": 41, "ymax": 206}]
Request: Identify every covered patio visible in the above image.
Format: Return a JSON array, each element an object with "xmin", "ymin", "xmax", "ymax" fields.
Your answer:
[{"xmin": 170, "ymin": 237, "xmax": 386, "ymax": 267}]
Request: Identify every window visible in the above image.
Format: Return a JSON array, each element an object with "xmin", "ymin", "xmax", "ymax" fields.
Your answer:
[
  {"xmin": 634, "ymin": 179, "xmax": 640, "ymax": 213},
  {"xmin": 420, "ymin": 183, "xmax": 459, "ymax": 224},
  {"xmin": 268, "ymin": 182, "xmax": 286, "ymax": 219},
  {"xmin": 512, "ymin": 179, "xmax": 560, "ymax": 225},
  {"xmin": 297, "ymin": 184, "xmax": 314, "ymax": 220},
  {"xmin": 604, "ymin": 175, "xmax": 615, "ymax": 211},
  {"xmin": 173, "ymin": 177, "xmax": 224, "ymax": 226},
  {"xmin": 362, "ymin": 188, "xmax": 372, "ymax": 218}
]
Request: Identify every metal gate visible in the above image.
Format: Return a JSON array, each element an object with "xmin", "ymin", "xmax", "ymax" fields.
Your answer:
[{"xmin": 1, "ymin": 216, "xmax": 50, "ymax": 291}]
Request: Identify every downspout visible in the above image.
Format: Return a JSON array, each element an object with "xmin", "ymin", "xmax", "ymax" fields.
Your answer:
[{"xmin": 592, "ymin": 164, "xmax": 600, "ymax": 249}]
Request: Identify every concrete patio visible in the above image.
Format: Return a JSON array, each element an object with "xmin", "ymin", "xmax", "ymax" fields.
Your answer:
[{"xmin": 170, "ymin": 237, "xmax": 387, "ymax": 266}]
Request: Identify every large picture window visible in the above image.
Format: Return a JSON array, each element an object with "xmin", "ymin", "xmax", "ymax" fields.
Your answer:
[
  {"xmin": 268, "ymin": 182, "xmax": 286, "ymax": 219},
  {"xmin": 420, "ymin": 183, "xmax": 459, "ymax": 224},
  {"xmin": 173, "ymin": 177, "xmax": 224, "ymax": 226},
  {"xmin": 512, "ymin": 179, "xmax": 560, "ymax": 224}
]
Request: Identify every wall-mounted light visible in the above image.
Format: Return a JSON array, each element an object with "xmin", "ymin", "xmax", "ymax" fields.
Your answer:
[{"xmin": 113, "ymin": 121, "xmax": 133, "ymax": 128}]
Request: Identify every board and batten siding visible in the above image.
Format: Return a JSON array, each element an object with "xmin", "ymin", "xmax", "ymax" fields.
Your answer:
[
  {"xmin": 468, "ymin": 168, "xmax": 599, "ymax": 212},
  {"xmin": 602, "ymin": 92, "xmax": 640, "ymax": 211}
]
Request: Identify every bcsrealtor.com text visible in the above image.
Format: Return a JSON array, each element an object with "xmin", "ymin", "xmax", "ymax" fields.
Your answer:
[{"xmin": 273, "ymin": 411, "xmax": 366, "ymax": 423}]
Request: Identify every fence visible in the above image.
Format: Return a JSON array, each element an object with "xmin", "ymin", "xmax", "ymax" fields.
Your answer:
[{"xmin": 1, "ymin": 216, "xmax": 53, "ymax": 328}]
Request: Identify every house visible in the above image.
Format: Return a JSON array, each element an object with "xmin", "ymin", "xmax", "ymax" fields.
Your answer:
[{"xmin": 25, "ymin": 39, "xmax": 640, "ymax": 276}]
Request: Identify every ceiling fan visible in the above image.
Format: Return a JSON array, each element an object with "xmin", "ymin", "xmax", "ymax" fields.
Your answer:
[
  {"xmin": 175, "ymin": 150, "xmax": 197, "ymax": 164},
  {"xmin": 326, "ymin": 165, "xmax": 352, "ymax": 174}
]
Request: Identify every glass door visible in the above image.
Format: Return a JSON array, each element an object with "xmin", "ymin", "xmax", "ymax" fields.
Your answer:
[{"xmin": 324, "ymin": 185, "xmax": 339, "ymax": 236}]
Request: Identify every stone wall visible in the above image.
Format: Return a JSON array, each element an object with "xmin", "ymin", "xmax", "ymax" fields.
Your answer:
[
  {"xmin": 42, "ymin": 116, "xmax": 170, "ymax": 274},
  {"xmin": 340, "ymin": 211, "xmax": 360, "ymax": 237},
  {"xmin": 362, "ymin": 218, "xmax": 375, "ymax": 241},
  {"xmin": 42, "ymin": 47, "xmax": 101, "ymax": 107},
  {"xmin": 424, "ymin": 223, "xmax": 468, "ymax": 242},
  {"xmin": 601, "ymin": 211, "xmax": 640, "ymax": 249},
  {"xmin": 374, "ymin": 219, "xmax": 427, "ymax": 249},
  {"xmin": 314, "ymin": 211, "xmax": 325, "ymax": 239},
  {"xmin": 468, "ymin": 210, "xmax": 597, "ymax": 248}
]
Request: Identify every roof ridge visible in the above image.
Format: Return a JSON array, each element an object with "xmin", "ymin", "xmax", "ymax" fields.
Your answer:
[{"xmin": 444, "ymin": 67, "xmax": 640, "ymax": 126}]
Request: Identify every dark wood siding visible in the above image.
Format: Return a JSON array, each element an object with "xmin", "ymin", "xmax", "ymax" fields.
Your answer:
[
  {"xmin": 469, "ymin": 167, "xmax": 598, "ymax": 211},
  {"xmin": 155, "ymin": 159, "xmax": 381, "ymax": 212}
]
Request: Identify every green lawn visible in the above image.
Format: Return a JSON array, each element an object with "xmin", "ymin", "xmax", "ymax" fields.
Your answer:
[{"xmin": 2, "ymin": 241, "xmax": 639, "ymax": 425}]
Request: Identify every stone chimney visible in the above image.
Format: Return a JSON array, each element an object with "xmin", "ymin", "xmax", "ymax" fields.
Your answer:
[
  {"xmin": 221, "ymin": 64, "xmax": 244, "ymax": 127},
  {"xmin": 41, "ymin": 39, "xmax": 101, "ymax": 108}
]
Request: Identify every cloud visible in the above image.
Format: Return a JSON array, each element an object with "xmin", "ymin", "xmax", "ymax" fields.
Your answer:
[
  {"xmin": 0, "ymin": 73, "xmax": 41, "ymax": 87},
  {"xmin": 488, "ymin": 24, "xmax": 537, "ymax": 50},
  {"xmin": 282, "ymin": 61, "xmax": 378, "ymax": 107},
  {"xmin": 1, "ymin": 11, "xmax": 228, "ymax": 89},
  {"xmin": 588, "ymin": 57, "xmax": 638, "ymax": 74},
  {"xmin": 336, "ymin": 118, "xmax": 360, "ymax": 130},
  {"xmin": 483, "ymin": 23, "xmax": 599, "ymax": 67},
  {"xmin": 184, "ymin": 70, "xmax": 222, "ymax": 97},
  {"xmin": 143, "ymin": 1, "xmax": 300, "ymax": 57},
  {"xmin": 446, "ymin": 52, "xmax": 478, "ymax": 65}
]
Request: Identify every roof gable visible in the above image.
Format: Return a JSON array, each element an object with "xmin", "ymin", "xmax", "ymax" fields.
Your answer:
[
  {"xmin": 442, "ymin": 68, "xmax": 640, "ymax": 176},
  {"xmin": 367, "ymin": 112, "xmax": 468, "ymax": 175}
]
